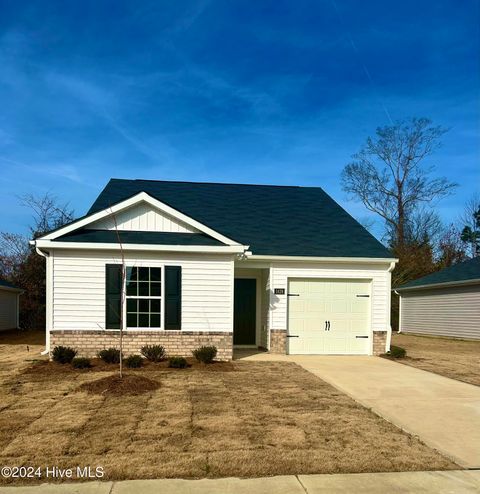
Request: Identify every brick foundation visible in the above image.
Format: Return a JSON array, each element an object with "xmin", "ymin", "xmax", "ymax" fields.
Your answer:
[
  {"xmin": 372, "ymin": 331, "xmax": 387, "ymax": 355},
  {"xmin": 50, "ymin": 330, "xmax": 233, "ymax": 361},
  {"xmin": 270, "ymin": 329, "xmax": 287, "ymax": 354}
]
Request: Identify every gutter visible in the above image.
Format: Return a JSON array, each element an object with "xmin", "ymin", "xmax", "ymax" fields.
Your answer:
[
  {"xmin": 395, "ymin": 277, "xmax": 480, "ymax": 292},
  {"xmin": 247, "ymin": 255, "xmax": 399, "ymax": 264},
  {"xmin": 34, "ymin": 245, "xmax": 50, "ymax": 356}
]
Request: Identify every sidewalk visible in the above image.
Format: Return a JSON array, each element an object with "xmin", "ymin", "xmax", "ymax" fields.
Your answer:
[{"xmin": 0, "ymin": 471, "xmax": 479, "ymax": 494}]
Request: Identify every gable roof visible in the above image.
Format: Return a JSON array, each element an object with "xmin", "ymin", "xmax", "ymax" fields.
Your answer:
[
  {"xmin": 396, "ymin": 256, "xmax": 480, "ymax": 291},
  {"xmin": 84, "ymin": 178, "xmax": 392, "ymax": 259}
]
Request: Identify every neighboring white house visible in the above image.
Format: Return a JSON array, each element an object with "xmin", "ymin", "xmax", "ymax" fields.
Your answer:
[
  {"xmin": 396, "ymin": 256, "xmax": 480, "ymax": 340},
  {"xmin": 0, "ymin": 279, "xmax": 23, "ymax": 331},
  {"xmin": 32, "ymin": 179, "xmax": 397, "ymax": 360}
]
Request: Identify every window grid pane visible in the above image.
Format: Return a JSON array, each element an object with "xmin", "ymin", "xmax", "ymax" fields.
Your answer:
[{"xmin": 126, "ymin": 266, "xmax": 162, "ymax": 329}]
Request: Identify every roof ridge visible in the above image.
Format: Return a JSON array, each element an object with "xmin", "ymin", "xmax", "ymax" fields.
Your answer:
[{"xmin": 109, "ymin": 177, "xmax": 324, "ymax": 190}]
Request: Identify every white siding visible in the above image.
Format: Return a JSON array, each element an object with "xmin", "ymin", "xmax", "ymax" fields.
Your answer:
[
  {"xmin": 269, "ymin": 262, "xmax": 391, "ymax": 336},
  {"xmin": 400, "ymin": 285, "xmax": 480, "ymax": 340},
  {"xmin": 0, "ymin": 289, "xmax": 18, "ymax": 330},
  {"xmin": 52, "ymin": 249, "xmax": 234, "ymax": 332},
  {"xmin": 87, "ymin": 202, "xmax": 199, "ymax": 233}
]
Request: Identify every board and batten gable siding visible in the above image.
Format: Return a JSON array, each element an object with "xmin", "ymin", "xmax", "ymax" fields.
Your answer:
[
  {"xmin": 269, "ymin": 262, "xmax": 391, "ymax": 333},
  {"xmin": 52, "ymin": 249, "xmax": 234, "ymax": 332},
  {"xmin": 87, "ymin": 203, "xmax": 199, "ymax": 233},
  {"xmin": 400, "ymin": 284, "xmax": 480, "ymax": 340},
  {"xmin": 0, "ymin": 289, "xmax": 18, "ymax": 330}
]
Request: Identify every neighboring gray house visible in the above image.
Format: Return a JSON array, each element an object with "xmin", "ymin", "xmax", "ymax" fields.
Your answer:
[
  {"xmin": 396, "ymin": 257, "xmax": 480, "ymax": 340},
  {"xmin": 31, "ymin": 179, "xmax": 397, "ymax": 360},
  {"xmin": 0, "ymin": 279, "xmax": 23, "ymax": 331}
]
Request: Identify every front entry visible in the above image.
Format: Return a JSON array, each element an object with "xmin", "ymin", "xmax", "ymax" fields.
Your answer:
[{"xmin": 234, "ymin": 278, "xmax": 256, "ymax": 345}]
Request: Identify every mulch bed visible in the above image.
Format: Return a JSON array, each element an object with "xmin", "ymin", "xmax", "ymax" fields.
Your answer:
[
  {"xmin": 21, "ymin": 358, "xmax": 236, "ymax": 376},
  {"xmin": 77, "ymin": 374, "xmax": 160, "ymax": 395}
]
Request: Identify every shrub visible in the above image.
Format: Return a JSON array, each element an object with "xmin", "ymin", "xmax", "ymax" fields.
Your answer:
[
  {"xmin": 141, "ymin": 344, "xmax": 166, "ymax": 362},
  {"xmin": 72, "ymin": 357, "xmax": 92, "ymax": 369},
  {"xmin": 125, "ymin": 354, "xmax": 144, "ymax": 368},
  {"xmin": 389, "ymin": 345, "xmax": 407, "ymax": 358},
  {"xmin": 192, "ymin": 345, "xmax": 217, "ymax": 364},
  {"xmin": 52, "ymin": 346, "xmax": 77, "ymax": 364},
  {"xmin": 168, "ymin": 356, "xmax": 188, "ymax": 368},
  {"xmin": 98, "ymin": 348, "xmax": 122, "ymax": 364}
]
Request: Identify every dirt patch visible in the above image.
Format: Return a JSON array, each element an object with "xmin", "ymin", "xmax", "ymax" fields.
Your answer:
[
  {"xmin": 392, "ymin": 333, "xmax": 480, "ymax": 386},
  {"xmin": 77, "ymin": 374, "xmax": 160, "ymax": 396}
]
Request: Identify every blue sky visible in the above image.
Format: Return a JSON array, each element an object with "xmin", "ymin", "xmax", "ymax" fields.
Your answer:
[{"xmin": 0, "ymin": 0, "xmax": 478, "ymax": 239}]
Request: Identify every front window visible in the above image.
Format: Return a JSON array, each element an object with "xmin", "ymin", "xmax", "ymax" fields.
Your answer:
[{"xmin": 126, "ymin": 267, "xmax": 162, "ymax": 328}]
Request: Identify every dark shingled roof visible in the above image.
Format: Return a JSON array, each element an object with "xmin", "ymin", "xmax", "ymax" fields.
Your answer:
[
  {"xmin": 396, "ymin": 256, "xmax": 480, "ymax": 290},
  {"xmin": 84, "ymin": 179, "xmax": 392, "ymax": 258},
  {"xmin": 58, "ymin": 230, "xmax": 224, "ymax": 246}
]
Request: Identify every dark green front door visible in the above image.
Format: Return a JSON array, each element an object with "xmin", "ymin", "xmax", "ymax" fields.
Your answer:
[{"xmin": 234, "ymin": 278, "xmax": 256, "ymax": 345}]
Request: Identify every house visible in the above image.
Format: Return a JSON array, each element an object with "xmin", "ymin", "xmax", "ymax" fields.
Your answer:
[
  {"xmin": 395, "ymin": 256, "xmax": 480, "ymax": 340},
  {"xmin": 0, "ymin": 279, "xmax": 23, "ymax": 331},
  {"xmin": 32, "ymin": 179, "xmax": 397, "ymax": 360}
]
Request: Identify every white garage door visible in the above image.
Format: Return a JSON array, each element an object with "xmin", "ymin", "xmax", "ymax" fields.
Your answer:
[{"xmin": 287, "ymin": 278, "xmax": 371, "ymax": 355}]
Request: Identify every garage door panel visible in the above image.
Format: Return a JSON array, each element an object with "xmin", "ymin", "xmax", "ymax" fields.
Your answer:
[{"xmin": 288, "ymin": 278, "xmax": 371, "ymax": 355}]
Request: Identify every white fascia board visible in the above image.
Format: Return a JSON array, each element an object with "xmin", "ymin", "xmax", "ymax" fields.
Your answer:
[
  {"xmin": 33, "ymin": 239, "xmax": 246, "ymax": 254},
  {"xmin": 395, "ymin": 278, "xmax": 480, "ymax": 292},
  {"xmin": 38, "ymin": 192, "xmax": 240, "ymax": 246},
  {"xmin": 248, "ymin": 255, "xmax": 398, "ymax": 264}
]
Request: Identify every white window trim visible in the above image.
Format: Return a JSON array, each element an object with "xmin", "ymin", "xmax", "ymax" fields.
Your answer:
[{"xmin": 123, "ymin": 265, "xmax": 165, "ymax": 331}]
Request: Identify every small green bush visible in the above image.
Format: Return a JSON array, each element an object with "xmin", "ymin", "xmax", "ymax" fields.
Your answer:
[
  {"xmin": 125, "ymin": 354, "xmax": 144, "ymax": 368},
  {"xmin": 389, "ymin": 345, "xmax": 407, "ymax": 358},
  {"xmin": 72, "ymin": 357, "xmax": 92, "ymax": 369},
  {"xmin": 168, "ymin": 356, "xmax": 188, "ymax": 368},
  {"xmin": 97, "ymin": 348, "xmax": 122, "ymax": 364},
  {"xmin": 141, "ymin": 344, "xmax": 166, "ymax": 362},
  {"xmin": 52, "ymin": 346, "xmax": 77, "ymax": 364},
  {"xmin": 192, "ymin": 345, "xmax": 217, "ymax": 364}
]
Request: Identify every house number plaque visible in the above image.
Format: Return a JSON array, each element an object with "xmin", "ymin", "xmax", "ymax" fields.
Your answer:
[{"xmin": 274, "ymin": 288, "xmax": 285, "ymax": 295}]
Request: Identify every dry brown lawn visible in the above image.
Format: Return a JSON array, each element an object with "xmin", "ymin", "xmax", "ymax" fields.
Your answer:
[
  {"xmin": 392, "ymin": 333, "xmax": 480, "ymax": 387},
  {"xmin": 0, "ymin": 330, "xmax": 457, "ymax": 485}
]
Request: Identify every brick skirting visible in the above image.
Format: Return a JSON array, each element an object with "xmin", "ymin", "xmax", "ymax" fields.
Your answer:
[
  {"xmin": 270, "ymin": 329, "xmax": 287, "ymax": 354},
  {"xmin": 372, "ymin": 330, "xmax": 388, "ymax": 355},
  {"xmin": 50, "ymin": 330, "xmax": 233, "ymax": 361}
]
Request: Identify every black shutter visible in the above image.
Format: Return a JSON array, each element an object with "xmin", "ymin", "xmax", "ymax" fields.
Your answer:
[
  {"xmin": 105, "ymin": 264, "xmax": 122, "ymax": 329},
  {"xmin": 165, "ymin": 266, "xmax": 181, "ymax": 330}
]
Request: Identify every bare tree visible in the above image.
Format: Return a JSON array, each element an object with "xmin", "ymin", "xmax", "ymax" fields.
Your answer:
[
  {"xmin": 341, "ymin": 118, "xmax": 456, "ymax": 250},
  {"xmin": 459, "ymin": 193, "xmax": 480, "ymax": 257},
  {"xmin": 20, "ymin": 193, "xmax": 74, "ymax": 237},
  {"xmin": 108, "ymin": 208, "xmax": 126, "ymax": 378},
  {"xmin": 0, "ymin": 193, "xmax": 74, "ymax": 329}
]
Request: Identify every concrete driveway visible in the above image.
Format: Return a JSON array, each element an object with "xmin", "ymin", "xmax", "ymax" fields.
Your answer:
[{"xmin": 240, "ymin": 353, "xmax": 480, "ymax": 468}]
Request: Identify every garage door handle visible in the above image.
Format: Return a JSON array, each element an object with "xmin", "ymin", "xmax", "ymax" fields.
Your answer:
[
  {"xmin": 287, "ymin": 335, "xmax": 299, "ymax": 338},
  {"xmin": 288, "ymin": 293, "xmax": 300, "ymax": 297},
  {"xmin": 355, "ymin": 336, "xmax": 369, "ymax": 338}
]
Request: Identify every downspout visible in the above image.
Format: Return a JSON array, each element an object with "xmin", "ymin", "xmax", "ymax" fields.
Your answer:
[
  {"xmin": 35, "ymin": 245, "xmax": 51, "ymax": 355},
  {"xmin": 386, "ymin": 261, "xmax": 396, "ymax": 351},
  {"xmin": 394, "ymin": 290, "xmax": 402, "ymax": 333}
]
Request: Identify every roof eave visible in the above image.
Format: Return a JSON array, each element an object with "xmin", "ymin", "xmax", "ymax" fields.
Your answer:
[
  {"xmin": 247, "ymin": 255, "xmax": 398, "ymax": 264},
  {"xmin": 33, "ymin": 239, "xmax": 247, "ymax": 255},
  {"xmin": 395, "ymin": 278, "xmax": 480, "ymax": 292}
]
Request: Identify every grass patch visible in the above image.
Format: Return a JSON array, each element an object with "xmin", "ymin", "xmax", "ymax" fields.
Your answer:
[
  {"xmin": 392, "ymin": 333, "xmax": 480, "ymax": 386},
  {"xmin": 0, "ymin": 342, "xmax": 457, "ymax": 485}
]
